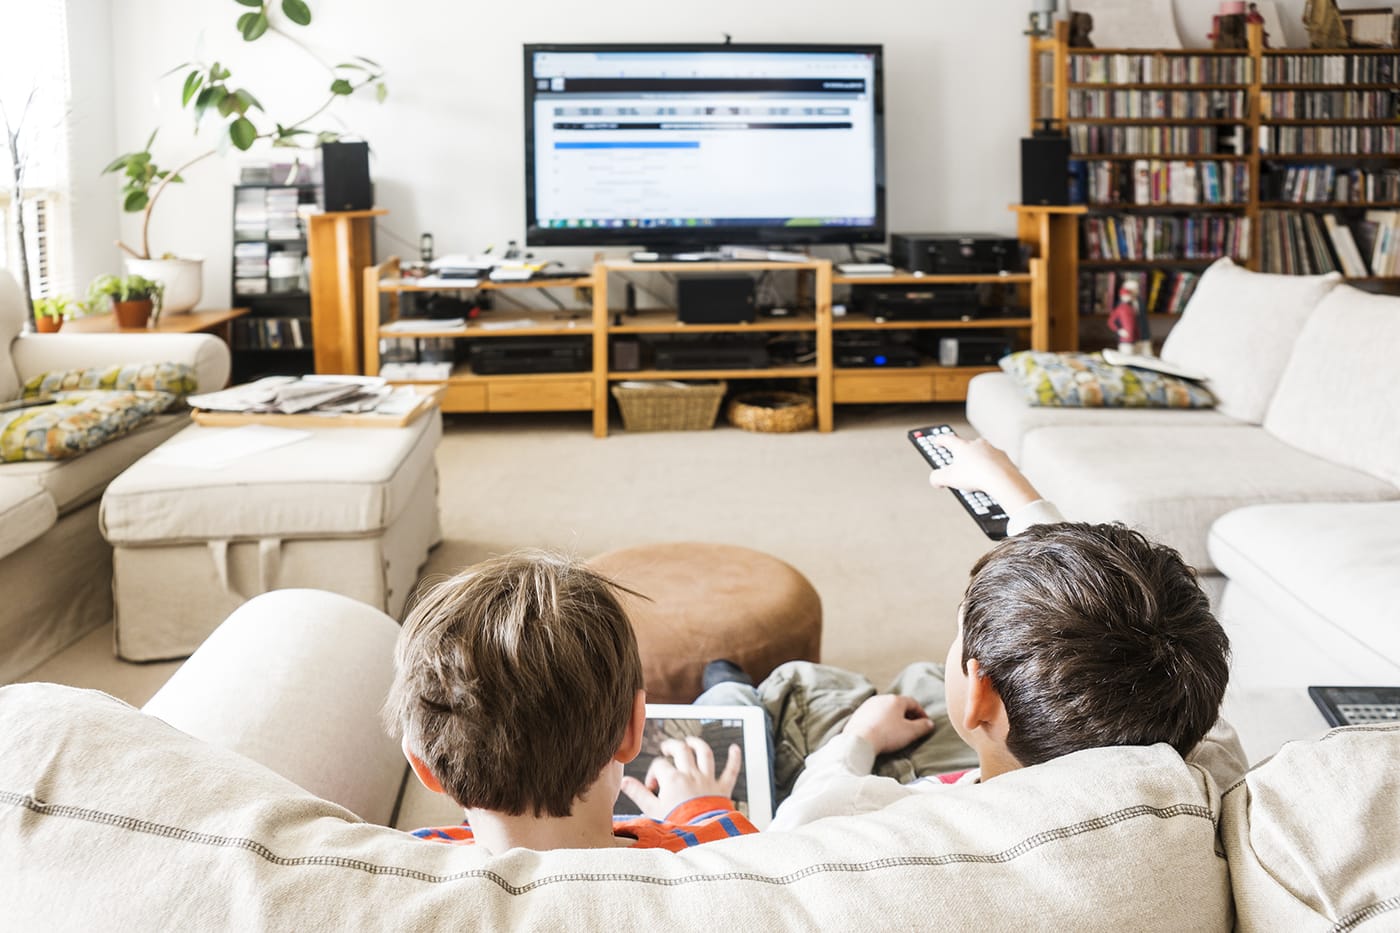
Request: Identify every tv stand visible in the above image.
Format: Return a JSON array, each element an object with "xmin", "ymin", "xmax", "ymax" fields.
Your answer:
[{"xmin": 630, "ymin": 246, "xmax": 814, "ymax": 264}]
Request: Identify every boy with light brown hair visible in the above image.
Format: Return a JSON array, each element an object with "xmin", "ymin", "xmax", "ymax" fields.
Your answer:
[{"xmin": 383, "ymin": 550, "xmax": 755, "ymax": 855}]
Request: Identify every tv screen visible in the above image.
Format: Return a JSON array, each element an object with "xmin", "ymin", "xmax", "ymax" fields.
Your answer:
[{"xmin": 524, "ymin": 43, "xmax": 885, "ymax": 250}]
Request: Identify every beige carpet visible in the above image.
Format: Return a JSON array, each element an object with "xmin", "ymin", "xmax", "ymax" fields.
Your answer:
[{"xmin": 23, "ymin": 403, "xmax": 994, "ymax": 706}]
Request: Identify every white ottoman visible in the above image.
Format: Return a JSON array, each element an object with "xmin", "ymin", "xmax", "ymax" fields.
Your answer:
[{"xmin": 99, "ymin": 412, "xmax": 442, "ymax": 661}]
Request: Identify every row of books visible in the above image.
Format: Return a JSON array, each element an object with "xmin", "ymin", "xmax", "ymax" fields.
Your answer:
[
  {"xmin": 233, "ymin": 186, "xmax": 306, "ymax": 242},
  {"xmin": 1079, "ymin": 269, "xmax": 1202, "ymax": 318},
  {"xmin": 1068, "ymin": 55, "xmax": 1252, "ymax": 86},
  {"xmin": 1261, "ymin": 54, "xmax": 1398, "ymax": 86},
  {"xmin": 1260, "ymin": 166, "xmax": 1400, "ymax": 205},
  {"xmin": 1258, "ymin": 210, "xmax": 1400, "ymax": 277},
  {"xmin": 1082, "ymin": 215, "xmax": 1250, "ymax": 262},
  {"xmin": 1070, "ymin": 125, "xmax": 1244, "ymax": 157},
  {"xmin": 1067, "ymin": 89, "xmax": 1246, "ymax": 120},
  {"xmin": 1259, "ymin": 90, "xmax": 1399, "ymax": 120},
  {"xmin": 1078, "ymin": 159, "xmax": 1250, "ymax": 206},
  {"xmin": 1259, "ymin": 125, "xmax": 1400, "ymax": 155},
  {"xmin": 232, "ymin": 316, "xmax": 310, "ymax": 351}
]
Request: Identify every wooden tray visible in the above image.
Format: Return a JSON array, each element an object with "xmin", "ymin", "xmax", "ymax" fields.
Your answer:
[{"xmin": 191, "ymin": 385, "xmax": 442, "ymax": 429}]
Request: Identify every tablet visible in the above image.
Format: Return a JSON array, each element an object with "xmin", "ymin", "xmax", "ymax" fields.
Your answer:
[{"xmin": 614, "ymin": 703, "xmax": 774, "ymax": 829}]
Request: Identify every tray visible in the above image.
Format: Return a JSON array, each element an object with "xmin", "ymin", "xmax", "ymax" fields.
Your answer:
[{"xmin": 191, "ymin": 385, "xmax": 442, "ymax": 429}]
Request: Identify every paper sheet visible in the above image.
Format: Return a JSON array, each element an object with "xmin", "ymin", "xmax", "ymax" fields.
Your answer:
[{"xmin": 147, "ymin": 425, "xmax": 312, "ymax": 470}]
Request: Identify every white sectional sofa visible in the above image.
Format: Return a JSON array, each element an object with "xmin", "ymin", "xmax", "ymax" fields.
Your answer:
[
  {"xmin": 4, "ymin": 589, "xmax": 1398, "ymax": 930},
  {"xmin": 0, "ymin": 270, "xmax": 230, "ymax": 681},
  {"xmin": 966, "ymin": 259, "xmax": 1400, "ymax": 760}
]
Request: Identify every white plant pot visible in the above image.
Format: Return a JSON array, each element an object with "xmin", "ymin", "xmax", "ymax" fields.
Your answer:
[{"xmin": 125, "ymin": 257, "xmax": 204, "ymax": 315}]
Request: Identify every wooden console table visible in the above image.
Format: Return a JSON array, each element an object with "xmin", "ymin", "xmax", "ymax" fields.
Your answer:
[{"xmin": 64, "ymin": 307, "xmax": 251, "ymax": 342}]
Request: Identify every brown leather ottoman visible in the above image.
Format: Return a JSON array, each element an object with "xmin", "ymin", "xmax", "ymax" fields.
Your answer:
[{"xmin": 588, "ymin": 542, "xmax": 823, "ymax": 703}]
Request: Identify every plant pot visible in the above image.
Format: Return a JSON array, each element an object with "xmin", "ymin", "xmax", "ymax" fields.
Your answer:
[
  {"xmin": 126, "ymin": 257, "xmax": 203, "ymax": 315},
  {"xmin": 113, "ymin": 299, "xmax": 154, "ymax": 329},
  {"xmin": 34, "ymin": 316, "xmax": 63, "ymax": 334}
]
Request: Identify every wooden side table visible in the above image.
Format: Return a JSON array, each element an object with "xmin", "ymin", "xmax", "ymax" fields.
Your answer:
[{"xmin": 63, "ymin": 307, "xmax": 252, "ymax": 345}]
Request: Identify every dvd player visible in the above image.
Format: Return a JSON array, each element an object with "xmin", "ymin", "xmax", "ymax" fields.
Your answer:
[{"xmin": 469, "ymin": 338, "xmax": 590, "ymax": 375}]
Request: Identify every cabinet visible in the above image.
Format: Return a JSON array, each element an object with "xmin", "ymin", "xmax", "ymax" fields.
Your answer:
[
  {"xmin": 1027, "ymin": 20, "xmax": 1400, "ymax": 351},
  {"xmin": 229, "ymin": 183, "xmax": 318, "ymax": 382}
]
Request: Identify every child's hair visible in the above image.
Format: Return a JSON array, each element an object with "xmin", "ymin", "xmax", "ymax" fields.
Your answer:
[
  {"xmin": 383, "ymin": 549, "xmax": 644, "ymax": 818},
  {"xmin": 960, "ymin": 523, "xmax": 1229, "ymax": 766}
]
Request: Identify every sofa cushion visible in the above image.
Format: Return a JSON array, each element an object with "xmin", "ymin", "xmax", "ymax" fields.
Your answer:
[
  {"xmin": 1159, "ymin": 258, "xmax": 1340, "ymax": 424},
  {"xmin": 1020, "ymin": 425, "xmax": 1399, "ymax": 570},
  {"xmin": 0, "ymin": 270, "xmax": 23, "ymax": 402},
  {"xmin": 0, "ymin": 683, "xmax": 1232, "ymax": 930},
  {"xmin": 1209, "ymin": 502, "xmax": 1400, "ymax": 670},
  {"xmin": 3, "ymin": 414, "xmax": 187, "ymax": 514},
  {"xmin": 0, "ymin": 479, "xmax": 57, "ymax": 562},
  {"xmin": 999, "ymin": 351, "xmax": 1216, "ymax": 408},
  {"xmin": 1220, "ymin": 724, "xmax": 1400, "ymax": 932},
  {"xmin": 965, "ymin": 372, "xmax": 1236, "ymax": 462},
  {"xmin": 21, "ymin": 361, "xmax": 198, "ymax": 400},
  {"xmin": 0, "ymin": 391, "xmax": 180, "ymax": 463},
  {"xmin": 1263, "ymin": 285, "xmax": 1400, "ymax": 487},
  {"xmin": 101, "ymin": 412, "xmax": 442, "ymax": 544}
]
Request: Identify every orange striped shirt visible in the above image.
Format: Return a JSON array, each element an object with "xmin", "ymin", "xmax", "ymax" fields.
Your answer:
[{"xmin": 412, "ymin": 795, "xmax": 757, "ymax": 852}]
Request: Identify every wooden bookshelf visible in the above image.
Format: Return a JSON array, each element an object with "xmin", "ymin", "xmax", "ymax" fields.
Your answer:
[{"xmin": 1027, "ymin": 20, "xmax": 1400, "ymax": 350}]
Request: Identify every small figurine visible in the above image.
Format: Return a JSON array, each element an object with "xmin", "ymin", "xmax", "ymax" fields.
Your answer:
[
  {"xmin": 1247, "ymin": 3, "xmax": 1271, "ymax": 47},
  {"xmin": 1107, "ymin": 280, "xmax": 1151, "ymax": 356},
  {"xmin": 1209, "ymin": 3, "xmax": 1250, "ymax": 49},
  {"xmin": 1068, "ymin": 12, "xmax": 1094, "ymax": 47}
]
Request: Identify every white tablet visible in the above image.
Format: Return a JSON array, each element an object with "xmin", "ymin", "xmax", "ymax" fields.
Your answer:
[{"xmin": 614, "ymin": 703, "xmax": 774, "ymax": 829}]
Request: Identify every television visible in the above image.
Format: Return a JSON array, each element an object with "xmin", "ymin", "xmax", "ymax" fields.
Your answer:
[{"xmin": 523, "ymin": 43, "xmax": 885, "ymax": 251}]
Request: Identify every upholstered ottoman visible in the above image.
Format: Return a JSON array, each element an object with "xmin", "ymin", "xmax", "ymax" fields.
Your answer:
[
  {"xmin": 99, "ymin": 412, "xmax": 442, "ymax": 661},
  {"xmin": 589, "ymin": 542, "xmax": 822, "ymax": 703}
]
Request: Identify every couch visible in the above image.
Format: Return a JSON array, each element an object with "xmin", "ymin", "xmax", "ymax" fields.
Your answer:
[
  {"xmin": 965, "ymin": 258, "xmax": 1400, "ymax": 762},
  {"xmin": 2, "ymin": 588, "xmax": 1397, "ymax": 930},
  {"xmin": 0, "ymin": 269, "xmax": 230, "ymax": 682}
]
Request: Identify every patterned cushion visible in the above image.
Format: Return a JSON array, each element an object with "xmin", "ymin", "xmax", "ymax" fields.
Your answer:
[
  {"xmin": 1000, "ymin": 352, "xmax": 1216, "ymax": 409},
  {"xmin": 0, "ymin": 390, "xmax": 178, "ymax": 462},
  {"xmin": 22, "ymin": 361, "xmax": 197, "ymax": 400}
]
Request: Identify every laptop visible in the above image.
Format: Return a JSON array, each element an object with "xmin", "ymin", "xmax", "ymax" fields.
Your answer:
[{"xmin": 614, "ymin": 703, "xmax": 774, "ymax": 829}]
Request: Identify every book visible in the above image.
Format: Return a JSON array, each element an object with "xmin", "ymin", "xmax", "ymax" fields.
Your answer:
[
  {"xmin": 1103, "ymin": 349, "xmax": 1209, "ymax": 382},
  {"xmin": 1322, "ymin": 214, "xmax": 1369, "ymax": 277}
]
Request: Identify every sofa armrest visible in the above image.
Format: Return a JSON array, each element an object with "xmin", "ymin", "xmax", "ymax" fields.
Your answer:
[
  {"xmin": 141, "ymin": 588, "xmax": 407, "ymax": 825},
  {"xmin": 11, "ymin": 332, "xmax": 231, "ymax": 392}
]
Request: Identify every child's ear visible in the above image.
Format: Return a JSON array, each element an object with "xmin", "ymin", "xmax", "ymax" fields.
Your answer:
[
  {"xmin": 615, "ymin": 689, "xmax": 648, "ymax": 764},
  {"xmin": 402, "ymin": 736, "xmax": 445, "ymax": 794},
  {"xmin": 961, "ymin": 659, "xmax": 1011, "ymax": 743}
]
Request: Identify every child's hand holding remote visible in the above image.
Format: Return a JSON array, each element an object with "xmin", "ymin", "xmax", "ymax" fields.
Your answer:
[{"xmin": 927, "ymin": 434, "xmax": 1043, "ymax": 513}]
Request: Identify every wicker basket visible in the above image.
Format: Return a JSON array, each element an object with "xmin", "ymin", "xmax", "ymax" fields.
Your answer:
[
  {"xmin": 725, "ymin": 391, "xmax": 816, "ymax": 433},
  {"xmin": 611, "ymin": 380, "xmax": 728, "ymax": 432}
]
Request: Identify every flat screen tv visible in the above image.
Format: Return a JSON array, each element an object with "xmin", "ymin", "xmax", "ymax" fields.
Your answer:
[{"xmin": 524, "ymin": 43, "xmax": 885, "ymax": 251}]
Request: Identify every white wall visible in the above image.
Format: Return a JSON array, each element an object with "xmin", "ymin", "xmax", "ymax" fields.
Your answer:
[
  {"xmin": 66, "ymin": 0, "xmax": 120, "ymax": 292},
  {"xmin": 95, "ymin": 0, "xmax": 1310, "ymax": 308}
]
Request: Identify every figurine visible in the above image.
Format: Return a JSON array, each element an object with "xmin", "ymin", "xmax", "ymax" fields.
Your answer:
[
  {"xmin": 1247, "ymin": 3, "xmax": 1271, "ymax": 47},
  {"xmin": 1107, "ymin": 280, "xmax": 1151, "ymax": 355},
  {"xmin": 1068, "ymin": 12, "xmax": 1094, "ymax": 48},
  {"xmin": 1303, "ymin": 0, "xmax": 1348, "ymax": 49}
]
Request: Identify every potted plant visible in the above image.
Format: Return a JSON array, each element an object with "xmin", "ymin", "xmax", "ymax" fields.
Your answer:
[
  {"xmin": 87, "ymin": 274, "xmax": 164, "ymax": 330},
  {"xmin": 102, "ymin": 1, "xmax": 386, "ymax": 313},
  {"xmin": 32, "ymin": 296, "xmax": 73, "ymax": 334}
]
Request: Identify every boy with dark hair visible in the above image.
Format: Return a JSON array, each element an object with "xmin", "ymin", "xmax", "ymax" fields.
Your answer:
[{"xmin": 383, "ymin": 550, "xmax": 755, "ymax": 854}]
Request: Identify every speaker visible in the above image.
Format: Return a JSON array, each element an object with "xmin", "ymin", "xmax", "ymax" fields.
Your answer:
[
  {"xmin": 320, "ymin": 141, "xmax": 373, "ymax": 211},
  {"xmin": 676, "ymin": 275, "xmax": 755, "ymax": 324},
  {"xmin": 1020, "ymin": 132, "xmax": 1070, "ymax": 206}
]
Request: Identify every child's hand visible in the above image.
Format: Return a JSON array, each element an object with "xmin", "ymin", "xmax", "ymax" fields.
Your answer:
[
  {"xmin": 842, "ymin": 694, "xmax": 935, "ymax": 755},
  {"xmin": 927, "ymin": 434, "xmax": 1042, "ymax": 512},
  {"xmin": 619, "ymin": 736, "xmax": 743, "ymax": 820}
]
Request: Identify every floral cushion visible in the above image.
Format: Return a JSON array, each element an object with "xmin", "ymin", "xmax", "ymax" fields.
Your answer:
[
  {"xmin": 22, "ymin": 362, "xmax": 197, "ymax": 400},
  {"xmin": 0, "ymin": 390, "xmax": 179, "ymax": 462},
  {"xmin": 999, "ymin": 351, "xmax": 1216, "ymax": 409}
]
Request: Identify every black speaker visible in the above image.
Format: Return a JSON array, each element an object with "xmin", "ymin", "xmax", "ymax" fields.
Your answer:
[
  {"xmin": 676, "ymin": 275, "xmax": 755, "ymax": 324},
  {"xmin": 1020, "ymin": 132, "xmax": 1070, "ymax": 206},
  {"xmin": 320, "ymin": 141, "xmax": 373, "ymax": 211}
]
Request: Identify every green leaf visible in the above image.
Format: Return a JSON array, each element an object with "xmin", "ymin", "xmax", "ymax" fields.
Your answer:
[
  {"xmin": 234, "ymin": 88, "xmax": 262, "ymax": 112},
  {"xmin": 238, "ymin": 11, "xmax": 268, "ymax": 40},
  {"xmin": 181, "ymin": 70, "xmax": 204, "ymax": 107},
  {"xmin": 101, "ymin": 154, "xmax": 129, "ymax": 174},
  {"xmin": 281, "ymin": 0, "xmax": 311, "ymax": 26},
  {"xmin": 229, "ymin": 116, "xmax": 257, "ymax": 150},
  {"xmin": 145, "ymin": 128, "xmax": 158, "ymax": 151},
  {"xmin": 234, "ymin": 0, "xmax": 262, "ymax": 6},
  {"xmin": 168, "ymin": 173, "xmax": 185, "ymax": 184},
  {"xmin": 123, "ymin": 190, "xmax": 150, "ymax": 212},
  {"xmin": 210, "ymin": 61, "xmax": 230, "ymax": 82},
  {"xmin": 316, "ymin": 130, "xmax": 339, "ymax": 144},
  {"xmin": 217, "ymin": 92, "xmax": 240, "ymax": 117},
  {"xmin": 375, "ymin": 81, "xmax": 387, "ymax": 103},
  {"xmin": 355, "ymin": 55, "xmax": 381, "ymax": 68},
  {"xmin": 336, "ymin": 62, "xmax": 367, "ymax": 71},
  {"xmin": 330, "ymin": 78, "xmax": 353, "ymax": 96}
]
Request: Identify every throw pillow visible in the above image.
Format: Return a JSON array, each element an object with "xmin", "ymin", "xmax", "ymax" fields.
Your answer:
[
  {"xmin": 22, "ymin": 361, "xmax": 198, "ymax": 400},
  {"xmin": 1000, "ymin": 351, "xmax": 1216, "ymax": 408},
  {"xmin": 0, "ymin": 390, "xmax": 178, "ymax": 462}
]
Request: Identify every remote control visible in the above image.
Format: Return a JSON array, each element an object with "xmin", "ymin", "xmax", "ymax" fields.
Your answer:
[
  {"xmin": 908, "ymin": 425, "xmax": 1010, "ymax": 541},
  {"xmin": 1307, "ymin": 685, "xmax": 1400, "ymax": 727}
]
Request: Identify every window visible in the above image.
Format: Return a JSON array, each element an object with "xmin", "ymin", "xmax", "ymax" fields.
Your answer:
[{"xmin": 0, "ymin": 0, "xmax": 73, "ymax": 299}]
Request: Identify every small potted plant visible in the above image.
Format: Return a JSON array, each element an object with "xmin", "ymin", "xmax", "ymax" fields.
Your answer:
[
  {"xmin": 32, "ymin": 296, "xmax": 73, "ymax": 333},
  {"xmin": 87, "ymin": 274, "xmax": 164, "ymax": 329}
]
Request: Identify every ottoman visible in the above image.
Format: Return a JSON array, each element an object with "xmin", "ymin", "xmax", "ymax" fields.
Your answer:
[
  {"xmin": 99, "ymin": 412, "xmax": 443, "ymax": 661},
  {"xmin": 589, "ymin": 542, "xmax": 822, "ymax": 704}
]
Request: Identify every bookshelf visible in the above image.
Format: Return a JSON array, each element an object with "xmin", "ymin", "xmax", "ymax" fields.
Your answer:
[
  {"xmin": 229, "ymin": 183, "xmax": 318, "ymax": 382},
  {"xmin": 1027, "ymin": 20, "xmax": 1400, "ymax": 351}
]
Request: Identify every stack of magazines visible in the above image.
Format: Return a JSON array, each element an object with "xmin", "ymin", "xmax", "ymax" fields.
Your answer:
[{"xmin": 188, "ymin": 376, "xmax": 394, "ymax": 415}]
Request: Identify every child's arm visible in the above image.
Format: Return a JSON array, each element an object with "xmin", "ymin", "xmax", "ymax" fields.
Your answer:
[{"xmin": 926, "ymin": 434, "xmax": 1066, "ymax": 533}]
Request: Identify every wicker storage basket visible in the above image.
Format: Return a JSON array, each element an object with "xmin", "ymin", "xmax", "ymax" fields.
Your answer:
[
  {"xmin": 611, "ymin": 380, "xmax": 728, "ymax": 432},
  {"xmin": 726, "ymin": 391, "xmax": 816, "ymax": 433}
]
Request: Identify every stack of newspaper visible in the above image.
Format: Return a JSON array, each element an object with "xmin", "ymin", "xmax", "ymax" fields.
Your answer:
[{"xmin": 188, "ymin": 376, "xmax": 394, "ymax": 415}]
